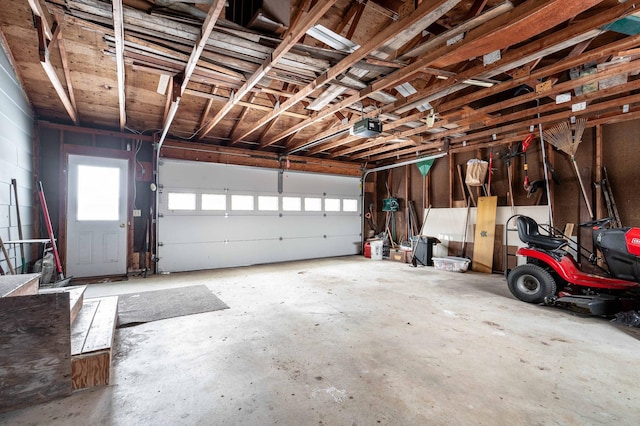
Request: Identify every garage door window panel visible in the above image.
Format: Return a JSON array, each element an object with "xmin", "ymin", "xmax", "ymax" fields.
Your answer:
[
  {"xmin": 304, "ymin": 197, "xmax": 322, "ymax": 212},
  {"xmin": 325, "ymin": 198, "xmax": 341, "ymax": 212},
  {"xmin": 258, "ymin": 195, "xmax": 279, "ymax": 211},
  {"xmin": 283, "ymin": 196, "xmax": 302, "ymax": 212},
  {"xmin": 202, "ymin": 193, "xmax": 227, "ymax": 211},
  {"xmin": 168, "ymin": 192, "xmax": 196, "ymax": 211},
  {"xmin": 231, "ymin": 194, "xmax": 254, "ymax": 211},
  {"xmin": 343, "ymin": 198, "xmax": 358, "ymax": 213}
]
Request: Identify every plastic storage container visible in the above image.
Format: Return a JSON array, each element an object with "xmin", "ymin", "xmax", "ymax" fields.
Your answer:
[
  {"xmin": 432, "ymin": 256, "xmax": 470, "ymax": 273},
  {"xmin": 370, "ymin": 240, "xmax": 383, "ymax": 260}
]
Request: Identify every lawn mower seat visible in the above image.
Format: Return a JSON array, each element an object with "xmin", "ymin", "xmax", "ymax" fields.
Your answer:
[{"xmin": 516, "ymin": 216, "xmax": 568, "ymax": 251}]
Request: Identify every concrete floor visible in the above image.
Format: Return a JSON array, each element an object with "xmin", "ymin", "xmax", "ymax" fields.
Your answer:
[{"xmin": 2, "ymin": 256, "xmax": 639, "ymax": 425}]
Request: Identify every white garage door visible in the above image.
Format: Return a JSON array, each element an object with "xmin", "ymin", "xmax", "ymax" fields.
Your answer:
[{"xmin": 157, "ymin": 159, "xmax": 362, "ymax": 272}]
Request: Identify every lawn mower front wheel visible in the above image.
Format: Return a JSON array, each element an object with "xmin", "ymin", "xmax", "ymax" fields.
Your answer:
[{"xmin": 507, "ymin": 264, "xmax": 557, "ymax": 304}]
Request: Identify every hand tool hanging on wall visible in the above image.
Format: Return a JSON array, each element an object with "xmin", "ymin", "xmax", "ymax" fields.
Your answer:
[
  {"xmin": 502, "ymin": 145, "xmax": 516, "ymax": 213},
  {"xmin": 543, "ymin": 118, "xmax": 593, "ymax": 219},
  {"xmin": 520, "ymin": 133, "xmax": 534, "ymax": 192},
  {"xmin": 38, "ymin": 181, "xmax": 71, "ymax": 287},
  {"xmin": 11, "ymin": 179, "xmax": 26, "ymax": 272}
]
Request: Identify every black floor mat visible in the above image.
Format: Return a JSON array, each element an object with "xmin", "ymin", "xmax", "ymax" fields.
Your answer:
[{"xmin": 116, "ymin": 285, "xmax": 229, "ymax": 328}]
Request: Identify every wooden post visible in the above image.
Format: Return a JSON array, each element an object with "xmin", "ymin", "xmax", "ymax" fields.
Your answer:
[
  {"xmin": 595, "ymin": 124, "xmax": 603, "ymax": 219},
  {"xmin": 449, "ymin": 154, "xmax": 455, "ymax": 208}
]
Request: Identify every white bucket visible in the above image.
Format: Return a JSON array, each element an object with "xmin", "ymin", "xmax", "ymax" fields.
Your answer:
[{"xmin": 370, "ymin": 240, "xmax": 383, "ymax": 260}]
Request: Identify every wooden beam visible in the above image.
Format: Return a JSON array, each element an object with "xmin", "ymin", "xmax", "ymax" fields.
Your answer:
[
  {"xmin": 432, "ymin": 0, "xmax": 606, "ymax": 68},
  {"xmin": 386, "ymin": 1, "xmax": 640, "ymax": 120},
  {"xmin": 159, "ymin": 141, "xmax": 364, "ymax": 177},
  {"xmin": 365, "ymin": 76, "xmax": 640, "ymax": 161},
  {"xmin": 185, "ymin": 88, "xmax": 309, "ymax": 120},
  {"xmin": 400, "ymin": 1, "xmax": 514, "ymax": 60},
  {"xmin": 198, "ymin": 85, "xmax": 218, "ymax": 136},
  {"xmin": 335, "ymin": 2, "xmax": 360, "ymax": 35},
  {"xmin": 198, "ymin": 0, "xmax": 340, "ymax": 139},
  {"xmin": 56, "ymin": 37, "xmax": 77, "ymax": 116},
  {"xmin": 368, "ymin": 91, "xmax": 640, "ymax": 162},
  {"xmin": 229, "ymin": 92, "xmax": 257, "ymax": 144},
  {"xmin": 157, "ymin": 0, "xmax": 226, "ymax": 145},
  {"xmin": 28, "ymin": 0, "xmax": 53, "ymax": 40},
  {"xmin": 465, "ymin": 0, "xmax": 489, "ymax": 19},
  {"xmin": 346, "ymin": 2, "xmax": 367, "ymax": 40},
  {"xmin": 35, "ymin": 16, "xmax": 78, "ymax": 125},
  {"xmin": 229, "ymin": 0, "xmax": 461, "ymax": 147},
  {"xmin": 335, "ymin": 52, "xmax": 640, "ymax": 161},
  {"xmin": 112, "ymin": 0, "xmax": 126, "ymax": 131}
]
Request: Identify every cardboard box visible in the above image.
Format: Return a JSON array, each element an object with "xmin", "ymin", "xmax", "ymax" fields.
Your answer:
[{"xmin": 389, "ymin": 249, "xmax": 410, "ymax": 263}]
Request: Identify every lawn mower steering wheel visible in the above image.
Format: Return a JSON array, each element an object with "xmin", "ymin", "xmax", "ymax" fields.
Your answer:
[{"xmin": 579, "ymin": 217, "xmax": 613, "ymax": 228}]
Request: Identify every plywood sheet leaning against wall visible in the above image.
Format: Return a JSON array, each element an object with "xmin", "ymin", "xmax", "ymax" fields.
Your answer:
[
  {"xmin": 0, "ymin": 292, "xmax": 72, "ymax": 413},
  {"xmin": 472, "ymin": 196, "xmax": 498, "ymax": 273}
]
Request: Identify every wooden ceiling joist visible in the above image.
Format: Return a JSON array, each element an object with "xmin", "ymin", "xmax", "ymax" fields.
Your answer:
[
  {"xmin": 34, "ymin": 15, "xmax": 78, "ymax": 125},
  {"xmin": 371, "ymin": 89, "xmax": 640, "ymax": 163},
  {"xmin": 198, "ymin": 0, "xmax": 340, "ymax": 139},
  {"xmin": 239, "ymin": 0, "xmax": 462, "ymax": 148},
  {"xmin": 28, "ymin": 0, "xmax": 53, "ymax": 40},
  {"xmin": 5, "ymin": 0, "xmax": 640, "ymax": 168},
  {"xmin": 349, "ymin": 58, "xmax": 640, "ymax": 161},
  {"xmin": 157, "ymin": 0, "xmax": 226, "ymax": 145},
  {"xmin": 432, "ymin": 0, "xmax": 606, "ymax": 68}
]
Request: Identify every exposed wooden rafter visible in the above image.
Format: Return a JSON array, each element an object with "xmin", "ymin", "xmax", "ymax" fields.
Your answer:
[
  {"xmin": 198, "ymin": 0, "xmax": 340, "ymax": 139},
  {"xmin": 157, "ymin": 0, "xmax": 226, "ymax": 146},
  {"xmin": 28, "ymin": 0, "xmax": 53, "ymax": 40},
  {"xmin": 302, "ymin": 0, "xmax": 639, "ymax": 158},
  {"xmin": 34, "ymin": 15, "xmax": 78, "ymax": 125},
  {"xmin": 232, "ymin": 0, "xmax": 462, "ymax": 147}
]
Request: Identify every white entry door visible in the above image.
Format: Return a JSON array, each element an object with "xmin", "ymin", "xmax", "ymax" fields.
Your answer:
[{"xmin": 66, "ymin": 154, "xmax": 128, "ymax": 277}]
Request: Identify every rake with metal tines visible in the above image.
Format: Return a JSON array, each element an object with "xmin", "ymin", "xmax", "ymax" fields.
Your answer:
[{"xmin": 543, "ymin": 117, "xmax": 592, "ymax": 219}]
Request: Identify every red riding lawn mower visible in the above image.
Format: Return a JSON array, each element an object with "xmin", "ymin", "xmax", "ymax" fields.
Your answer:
[{"xmin": 505, "ymin": 215, "xmax": 640, "ymax": 318}]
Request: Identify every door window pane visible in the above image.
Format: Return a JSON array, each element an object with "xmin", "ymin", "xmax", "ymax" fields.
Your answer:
[
  {"xmin": 231, "ymin": 194, "xmax": 254, "ymax": 210},
  {"xmin": 325, "ymin": 198, "xmax": 341, "ymax": 212},
  {"xmin": 77, "ymin": 165, "xmax": 120, "ymax": 221},
  {"xmin": 343, "ymin": 199, "xmax": 358, "ymax": 212},
  {"xmin": 282, "ymin": 196, "xmax": 301, "ymax": 211},
  {"xmin": 202, "ymin": 193, "xmax": 226, "ymax": 210},
  {"xmin": 258, "ymin": 196, "xmax": 279, "ymax": 211},
  {"xmin": 168, "ymin": 193, "xmax": 196, "ymax": 210},
  {"xmin": 304, "ymin": 197, "xmax": 322, "ymax": 211}
]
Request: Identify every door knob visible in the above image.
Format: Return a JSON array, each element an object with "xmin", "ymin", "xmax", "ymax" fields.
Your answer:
[{"xmin": 120, "ymin": 223, "xmax": 126, "ymax": 228}]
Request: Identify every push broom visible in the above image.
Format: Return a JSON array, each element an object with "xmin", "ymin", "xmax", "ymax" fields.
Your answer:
[{"xmin": 542, "ymin": 118, "xmax": 593, "ymax": 219}]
